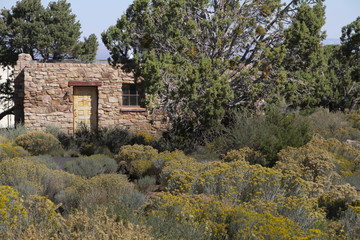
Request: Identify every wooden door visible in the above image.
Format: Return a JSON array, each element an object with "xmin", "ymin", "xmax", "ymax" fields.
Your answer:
[{"xmin": 73, "ymin": 87, "xmax": 98, "ymax": 132}]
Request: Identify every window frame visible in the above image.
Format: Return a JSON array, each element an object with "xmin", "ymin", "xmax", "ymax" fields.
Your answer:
[{"xmin": 121, "ymin": 83, "xmax": 144, "ymax": 107}]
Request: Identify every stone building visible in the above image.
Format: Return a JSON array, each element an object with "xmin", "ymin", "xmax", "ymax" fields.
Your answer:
[{"xmin": 14, "ymin": 54, "xmax": 166, "ymax": 136}]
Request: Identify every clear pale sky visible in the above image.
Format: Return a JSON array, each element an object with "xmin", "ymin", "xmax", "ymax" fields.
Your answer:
[{"xmin": 1, "ymin": 0, "xmax": 360, "ymax": 59}]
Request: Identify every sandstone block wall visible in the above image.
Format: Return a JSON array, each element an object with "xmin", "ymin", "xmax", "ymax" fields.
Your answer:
[{"xmin": 14, "ymin": 54, "xmax": 167, "ymax": 136}]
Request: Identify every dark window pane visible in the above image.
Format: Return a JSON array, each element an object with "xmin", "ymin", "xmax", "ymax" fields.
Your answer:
[
  {"xmin": 130, "ymin": 96, "xmax": 137, "ymax": 106},
  {"xmin": 123, "ymin": 96, "xmax": 129, "ymax": 105},
  {"xmin": 122, "ymin": 84, "xmax": 130, "ymax": 94},
  {"xmin": 130, "ymin": 85, "xmax": 137, "ymax": 94}
]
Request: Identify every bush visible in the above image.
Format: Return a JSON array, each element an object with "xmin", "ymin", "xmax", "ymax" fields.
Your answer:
[
  {"xmin": 45, "ymin": 125, "xmax": 75, "ymax": 150},
  {"xmin": 131, "ymin": 159, "xmax": 154, "ymax": 178},
  {"xmin": 223, "ymin": 106, "xmax": 311, "ymax": 166},
  {"xmin": 0, "ymin": 157, "xmax": 82, "ymax": 202},
  {"xmin": 56, "ymin": 174, "xmax": 134, "ymax": 210},
  {"xmin": 0, "ymin": 186, "xmax": 27, "ymax": 231},
  {"xmin": 308, "ymin": 108, "xmax": 350, "ymax": 137},
  {"xmin": 15, "ymin": 131, "xmax": 62, "ymax": 155},
  {"xmin": 222, "ymin": 147, "xmax": 267, "ymax": 166},
  {"xmin": 115, "ymin": 144, "xmax": 158, "ymax": 164},
  {"xmin": 115, "ymin": 145, "xmax": 158, "ymax": 177},
  {"xmin": 0, "ymin": 124, "xmax": 27, "ymax": 140},
  {"xmin": 31, "ymin": 155, "xmax": 61, "ymax": 170},
  {"xmin": 135, "ymin": 176, "xmax": 157, "ymax": 193},
  {"xmin": 0, "ymin": 143, "xmax": 29, "ymax": 161},
  {"xmin": 64, "ymin": 154, "xmax": 117, "ymax": 178}
]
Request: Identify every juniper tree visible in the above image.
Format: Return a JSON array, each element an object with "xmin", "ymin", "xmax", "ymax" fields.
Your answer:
[
  {"xmin": 0, "ymin": 0, "xmax": 98, "ymax": 65},
  {"xmin": 102, "ymin": 0, "xmax": 326, "ymax": 142}
]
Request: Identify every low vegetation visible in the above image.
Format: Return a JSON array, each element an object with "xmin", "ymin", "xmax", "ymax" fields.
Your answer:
[{"xmin": 0, "ymin": 108, "xmax": 360, "ymax": 239}]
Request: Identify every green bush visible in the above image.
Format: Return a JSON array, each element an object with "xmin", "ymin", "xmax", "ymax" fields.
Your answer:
[
  {"xmin": 31, "ymin": 155, "xmax": 61, "ymax": 170},
  {"xmin": 56, "ymin": 174, "xmax": 134, "ymax": 210},
  {"xmin": 45, "ymin": 125, "xmax": 75, "ymax": 150},
  {"xmin": 135, "ymin": 175, "xmax": 156, "ymax": 193},
  {"xmin": 224, "ymin": 106, "xmax": 311, "ymax": 166},
  {"xmin": 0, "ymin": 124, "xmax": 27, "ymax": 140},
  {"xmin": 64, "ymin": 154, "xmax": 117, "ymax": 178},
  {"xmin": 14, "ymin": 131, "xmax": 62, "ymax": 155}
]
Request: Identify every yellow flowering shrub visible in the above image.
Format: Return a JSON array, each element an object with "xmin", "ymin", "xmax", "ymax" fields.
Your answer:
[
  {"xmin": 137, "ymin": 132, "xmax": 154, "ymax": 143},
  {"xmin": 115, "ymin": 144, "xmax": 158, "ymax": 164},
  {"xmin": 161, "ymin": 155, "xmax": 325, "ymax": 229},
  {"xmin": 131, "ymin": 159, "xmax": 153, "ymax": 178},
  {"xmin": 276, "ymin": 136, "xmax": 360, "ymax": 202},
  {"xmin": 15, "ymin": 131, "xmax": 61, "ymax": 155},
  {"xmin": 222, "ymin": 147, "xmax": 267, "ymax": 165},
  {"xmin": 0, "ymin": 143, "xmax": 29, "ymax": 161},
  {"xmin": 114, "ymin": 144, "xmax": 159, "ymax": 176},
  {"xmin": 147, "ymin": 193, "xmax": 326, "ymax": 239},
  {"xmin": 0, "ymin": 185, "xmax": 27, "ymax": 229},
  {"xmin": 6, "ymin": 206, "xmax": 152, "ymax": 240}
]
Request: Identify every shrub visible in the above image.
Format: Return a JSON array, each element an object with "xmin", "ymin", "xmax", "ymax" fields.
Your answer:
[
  {"xmin": 135, "ymin": 176, "xmax": 157, "ymax": 193},
  {"xmin": 342, "ymin": 205, "xmax": 360, "ymax": 239},
  {"xmin": 0, "ymin": 124, "xmax": 27, "ymax": 140},
  {"xmin": 131, "ymin": 159, "xmax": 154, "ymax": 178},
  {"xmin": 56, "ymin": 174, "xmax": 134, "ymax": 210},
  {"xmin": 115, "ymin": 144, "xmax": 158, "ymax": 163},
  {"xmin": 102, "ymin": 127, "xmax": 135, "ymax": 153},
  {"xmin": 31, "ymin": 155, "xmax": 61, "ymax": 170},
  {"xmin": 45, "ymin": 125, "xmax": 74, "ymax": 150},
  {"xmin": 308, "ymin": 108, "xmax": 350, "ymax": 137},
  {"xmin": 15, "ymin": 131, "xmax": 61, "ymax": 155},
  {"xmin": 136, "ymin": 132, "xmax": 154, "ymax": 144},
  {"xmin": 145, "ymin": 193, "xmax": 326, "ymax": 240},
  {"xmin": 5, "ymin": 205, "xmax": 152, "ymax": 240},
  {"xmin": 0, "ymin": 157, "xmax": 82, "ymax": 202},
  {"xmin": 0, "ymin": 143, "xmax": 29, "ymax": 161},
  {"xmin": 115, "ymin": 145, "xmax": 158, "ymax": 177},
  {"xmin": 64, "ymin": 154, "xmax": 117, "ymax": 178},
  {"xmin": 222, "ymin": 147, "xmax": 267, "ymax": 166},
  {"xmin": 276, "ymin": 136, "xmax": 360, "ymax": 201},
  {"xmin": 223, "ymin": 106, "xmax": 311, "ymax": 166},
  {"xmin": 0, "ymin": 186, "xmax": 27, "ymax": 230}
]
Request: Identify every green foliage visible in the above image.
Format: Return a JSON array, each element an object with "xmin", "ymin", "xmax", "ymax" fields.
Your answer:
[
  {"xmin": 323, "ymin": 17, "xmax": 360, "ymax": 111},
  {"xmin": 0, "ymin": 125, "xmax": 27, "ymax": 140},
  {"xmin": 45, "ymin": 125, "xmax": 75, "ymax": 150},
  {"xmin": 64, "ymin": 154, "xmax": 117, "ymax": 178},
  {"xmin": 224, "ymin": 106, "xmax": 311, "ymax": 166},
  {"xmin": 14, "ymin": 131, "xmax": 61, "ymax": 155},
  {"xmin": 0, "ymin": 0, "xmax": 98, "ymax": 65},
  {"xmin": 102, "ymin": 0, "xmax": 324, "ymax": 142},
  {"xmin": 0, "ymin": 157, "xmax": 81, "ymax": 201},
  {"xmin": 56, "ymin": 174, "xmax": 134, "ymax": 210},
  {"xmin": 74, "ymin": 125, "xmax": 156, "ymax": 155},
  {"xmin": 135, "ymin": 175, "xmax": 156, "ymax": 193}
]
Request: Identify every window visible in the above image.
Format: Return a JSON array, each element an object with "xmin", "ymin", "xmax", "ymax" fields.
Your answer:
[{"xmin": 122, "ymin": 84, "xmax": 142, "ymax": 106}]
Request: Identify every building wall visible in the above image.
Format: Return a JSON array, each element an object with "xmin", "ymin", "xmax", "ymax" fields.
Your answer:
[
  {"xmin": 14, "ymin": 54, "xmax": 166, "ymax": 136},
  {"xmin": 0, "ymin": 66, "xmax": 14, "ymax": 128}
]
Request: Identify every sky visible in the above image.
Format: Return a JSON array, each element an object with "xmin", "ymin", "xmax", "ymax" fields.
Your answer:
[{"xmin": 1, "ymin": 0, "xmax": 360, "ymax": 59}]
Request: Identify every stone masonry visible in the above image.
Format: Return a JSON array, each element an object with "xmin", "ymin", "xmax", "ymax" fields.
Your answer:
[{"xmin": 14, "ymin": 54, "xmax": 167, "ymax": 136}]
